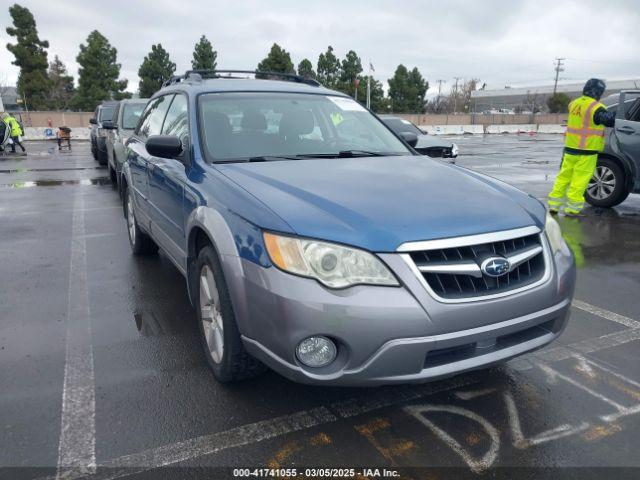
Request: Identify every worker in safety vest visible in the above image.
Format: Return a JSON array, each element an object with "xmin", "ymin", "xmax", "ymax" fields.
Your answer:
[
  {"xmin": 548, "ymin": 78, "xmax": 615, "ymax": 216},
  {"xmin": 2, "ymin": 112, "xmax": 26, "ymax": 154}
]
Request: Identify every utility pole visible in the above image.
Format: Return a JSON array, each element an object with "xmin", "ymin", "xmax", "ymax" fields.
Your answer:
[
  {"xmin": 453, "ymin": 77, "xmax": 462, "ymax": 114},
  {"xmin": 434, "ymin": 79, "xmax": 445, "ymax": 113},
  {"xmin": 553, "ymin": 58, "xmax": 565, "ymax": 94},
  {"xmin": 435, "ymin": 79, "xmax": 445, "ymax": 99}
]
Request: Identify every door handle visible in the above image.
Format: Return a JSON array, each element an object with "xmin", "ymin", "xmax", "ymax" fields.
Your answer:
[{"xmin": 616, "ymin": 126, "xmax": 636, "ymax": 134}]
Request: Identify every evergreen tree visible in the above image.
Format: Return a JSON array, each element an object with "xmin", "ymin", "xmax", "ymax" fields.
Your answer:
[
  {"xmin": 5, "ymin": 3, "xmax": 50, "ymax": 110},
  {"xmin": 47, "ymin": 55, "xmax": 74, "ymax": 110},
  {"xmin": 257, "ymin": 43, "xmax": 295, "ymax": 74},
  {"xmin": 547, "ymin": 92, "xmax": 571, "ymax": 113},
  {"xmin": 297, "ymin": 58, "xmax": 316, "ymax": 79},
  {"xmin": 316, "ymin": 46, "xmax": 341, "ymax": 89},
  {"xmin": 73, "ymin": 30, "xmax": 129, "ymax": 110},
  {"xmin": 388, "ymin": 65, "xmax": 429, "ymax": 113},
  {"xmin": 339, "ymin": 50, "xmax": 363, "ymax": 96},
  {"xmin": 191, "ymin": 35, "xmax": 217, "ymax": 71},
  {"xmin": 138, "ymin": 44, "xmax": 176, "ymax": 98}
]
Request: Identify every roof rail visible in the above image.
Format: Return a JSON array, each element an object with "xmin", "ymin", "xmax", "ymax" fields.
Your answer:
[{"xmin": 161, "ymin": 69, "xmax": 321, "ymax": 88}]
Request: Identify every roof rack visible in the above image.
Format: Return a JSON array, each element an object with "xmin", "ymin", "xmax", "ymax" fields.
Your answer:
[{"xmin": 161, "ymin": 69, "xmax": 321, "ymax": 88}]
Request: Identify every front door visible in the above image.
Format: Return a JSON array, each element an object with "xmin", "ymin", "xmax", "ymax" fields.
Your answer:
[
  {"xmin": 128, "ymin": 94, "xmax": 174, "ymax": 229},
  {"xmin": 147, "ymin": 93, "xmax": 190, "ymax": 269},
  {"xmin": 613, "ymin": 93, "xmax": 640, "ymax": 191}
]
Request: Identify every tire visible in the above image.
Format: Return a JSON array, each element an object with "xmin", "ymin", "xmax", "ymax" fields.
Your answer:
[
  {"xmin": 97, "ymin": 146, "xmax": 108, "ymax": 166},
  {"xmin": 91, "ymin": 140, "xmax": 98, "ymax": 160},
  {"xmin": 585, "ymin": 157, "xmax": 630, "ymax": 208},
  {"xmin": 108, "ymin": 163, "xmax": 117, "ymax": 186},
  {"xmin": 194, "ymin": 245, "xmax": 265, "ymax": 383},
  {"xmin": 124, "ymin": 185, "xmax": 158, "ymax": 255}
]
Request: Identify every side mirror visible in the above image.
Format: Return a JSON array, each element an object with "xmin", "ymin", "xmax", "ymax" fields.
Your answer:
[
  {"xmin": 102, "ymin": 120, "xmax": 116, "ymax": 129},
  {"xmin": 146, "ymin": 135, "xmax": 183, "ymax": 159},
  {"xmin": 399, "ymin": 131, "xmax": 418, "ymax": 148},
  {"xmin": 89, "ymin": 118, "xmax": 97, "ymax": 125}
]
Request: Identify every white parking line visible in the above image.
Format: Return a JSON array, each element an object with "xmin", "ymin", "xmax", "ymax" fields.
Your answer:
[
  {"xmin": 572, "ymin": 300, "xmax": 640, "ymax": 329},
  {"xmin": 42, "ymin": 298, "xmax": 640, "ymax": 480},
  {"xmin": 56, "ymin": 192, "xmax": 96, "ymax": 480}
]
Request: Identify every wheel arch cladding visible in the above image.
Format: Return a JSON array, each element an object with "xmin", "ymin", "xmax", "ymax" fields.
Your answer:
[
  {"xmin": 599, "ymin": 152, "xmax": 634, "ymax": 190},
  {"xmin": 186, "ymin": 206, "xmax": 271, "ymax": 337}
]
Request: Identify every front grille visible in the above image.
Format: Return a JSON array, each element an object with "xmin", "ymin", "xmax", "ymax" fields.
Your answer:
[{"xmin": 408, "ymin": 232, "xmax": 546, "ymax": 300}]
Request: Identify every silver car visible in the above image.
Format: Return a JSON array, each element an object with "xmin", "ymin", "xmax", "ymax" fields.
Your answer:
[
  {"xmin": 104, "ymin": 99, "xmax": 148, "ymax": 186},
  {"xmin": 120, "ymin": 71, "xmax": 576, "ymax": 386}
]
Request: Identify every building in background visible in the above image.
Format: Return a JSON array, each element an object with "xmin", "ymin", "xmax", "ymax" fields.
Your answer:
[
  {"xmin": 0, "ymin": 87, "xmax": 21, "ymax": 111},
  {"xmin": 471, "ymin": 79, "xmax": 640, "ymax": 114}
]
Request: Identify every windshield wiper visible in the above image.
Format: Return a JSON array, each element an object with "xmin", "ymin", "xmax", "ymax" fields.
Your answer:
[
  {"xmin": 297, "ymin": 150, "xmax": 402, "ymax": 158},
  {"xmin": 248, "ymin": 155, "xmax": 305, "ymax": 162},
  {"xmin": 213, "ymin": 155, "xmax": 303, "ymax": 164}
]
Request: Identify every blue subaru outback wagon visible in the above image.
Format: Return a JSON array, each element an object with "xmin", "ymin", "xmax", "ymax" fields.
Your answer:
[{"xmin": 121, "ymin": 70, "xmax": 576, "ymax": 386}]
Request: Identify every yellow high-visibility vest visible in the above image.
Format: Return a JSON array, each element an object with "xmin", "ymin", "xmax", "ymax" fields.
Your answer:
[{"xmin": 565, "ymin": 95, "xmax": 606, "ymax": 151}]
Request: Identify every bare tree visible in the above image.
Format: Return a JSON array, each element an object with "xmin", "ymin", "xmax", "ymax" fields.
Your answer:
[{"xmin": 447, "ymin": 78, "xmax": 480, "ymax": 113}]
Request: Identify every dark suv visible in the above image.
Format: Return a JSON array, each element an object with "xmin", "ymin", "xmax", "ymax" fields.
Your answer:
[
  {"xmin": 120, "ymin": 70, "xmax": 574, "ymax": 386},
  {"xmin": 89, "ymin": 101, "xmax": 118, "ymax": 164},
  {"xmin": 585, "ymin": 90, "xmax": 640, "ymax": 207}
]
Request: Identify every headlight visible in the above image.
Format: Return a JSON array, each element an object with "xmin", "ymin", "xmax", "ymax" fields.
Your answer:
[
  {"xmin": 545, "ymin": 213, "xmax": 567, "ymax": 254},
  {"xmin": 451, "ymin": 143, "xmax": 459, "ymax": 157},
  {"xmin": 263, "ymin": 232, "xmax": 399, "ymax": 288}
]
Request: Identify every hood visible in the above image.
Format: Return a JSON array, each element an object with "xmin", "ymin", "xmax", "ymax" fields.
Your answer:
[
  {"xmin": 415, "ymin": 133, "xmax": 453, "ymax": 149},
  {"xmin": 218, "ymin": 156, "xmax": 545, "ymax": 252}
]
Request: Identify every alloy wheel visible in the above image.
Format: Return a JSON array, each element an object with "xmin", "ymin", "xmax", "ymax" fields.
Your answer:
[
  {"xmin": 587, "ymin": 166, "xmax": 616, "ymax": 200},
  {"xmin": 199, "ymin": 264, "xmax": 224, "ymax": 363},
  {"xmin": 127, "ymin": 192, "xmax": 136, "ymax": 244}
]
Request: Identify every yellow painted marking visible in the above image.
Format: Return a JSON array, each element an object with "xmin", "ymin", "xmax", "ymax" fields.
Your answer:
[
  {"xmin": 606, "ymin": 379, "xmax": 640, "ymax": 401},
  {"xmin": 266, "ymin": 441, "xmax": 302, "ymax": 469},
  {"xmin": 582, "ymin": 424, "xmax": 622, "ymax": 442},
  {"xmin": 466, "ymin": 432, "xmax": 482, "ymax": 446},
  {"xmin": 309, "ymin": 432, "xmax": 332, "ymax": 446},
  {"xmin": 388, "ymin": 440, "xmax": 416, "ymax": 456},
  {"xmin": 354, "ymin": 417, "xmax": 391, "ymax": 435}
]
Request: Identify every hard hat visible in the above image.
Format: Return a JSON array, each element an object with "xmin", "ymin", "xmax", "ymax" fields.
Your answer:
[{"xmin": 583, "ymin": 78, "xmax": 606, "ymax": 100}]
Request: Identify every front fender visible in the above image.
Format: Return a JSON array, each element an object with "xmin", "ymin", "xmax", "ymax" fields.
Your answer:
[{"xmin": 185, "ymin": 206, "xmax": 271, "ymax": 337}]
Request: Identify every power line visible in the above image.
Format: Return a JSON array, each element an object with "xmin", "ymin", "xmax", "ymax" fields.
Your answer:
[
  {"xmin": 553, "ymin": 58, "xmax": 565, "ymax": 94},
  {"xmin": 565, "ymin": 57, "xmax": 639, "ymax": 66}
]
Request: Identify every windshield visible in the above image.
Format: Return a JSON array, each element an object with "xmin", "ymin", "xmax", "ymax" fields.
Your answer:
[
  {"xmin": 99, "ymin": 106, "xmax": 115, "ymax": 122},
  {"xmin": 382, "ymin": 117, "xmax": 423, "ymax": 136},
  {"xmin": 198, "ymin": 92, "xmax": 411, "ymax": 162},
  {"xmin": 121, "ymin": 103, "xmax": 146, "ymax": 130}
]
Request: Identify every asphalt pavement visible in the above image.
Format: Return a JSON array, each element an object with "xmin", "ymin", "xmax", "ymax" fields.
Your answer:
[{"xmin": 1, "ymin": 136, "xmax": 639, "ymax": 480}]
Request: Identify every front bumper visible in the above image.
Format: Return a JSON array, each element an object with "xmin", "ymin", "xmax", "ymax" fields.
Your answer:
[{"xmin": 233, "ymin": 246, "xmax": 575, "ymax": 386}]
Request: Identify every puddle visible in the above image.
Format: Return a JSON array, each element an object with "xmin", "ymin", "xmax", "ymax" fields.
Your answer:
[
  {"xmin": 0, "ymin": 167, "xmax": 105, "ymax": 174},
  {"xmin": 0, "ymin": 178, "xmax": 110, "ymax": 188}
]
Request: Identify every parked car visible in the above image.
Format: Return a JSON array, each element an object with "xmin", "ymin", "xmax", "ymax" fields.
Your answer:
[
  {"xmin": 379, "ymin": 115, "xmax": 458, "ymax": 159},
  {"xmin": 120, "ymin": 70, "xmax": 575, "ymax": 386},
  {"xmin": 103, "ymin": 99, "xmax": 148, "ymax": 186},
  {"xmin": 585, "ymin": 90, "xmax": 640, "ymax": 207},
  {"xmin": 89, "ymin": 101, "xmax": 118, "ymax": 164}
]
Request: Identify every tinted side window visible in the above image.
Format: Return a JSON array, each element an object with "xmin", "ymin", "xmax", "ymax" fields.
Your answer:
[
  {"xmin": 162, "ymin": 94, "xmax": 189, "ymax": 143},
  {"xmin": 629, "ymin": 99, "xmax": 640, "ymax": 122},
  {"xmin": 136, "ymin": 95, "xmax": 174, "ymax": 139}
]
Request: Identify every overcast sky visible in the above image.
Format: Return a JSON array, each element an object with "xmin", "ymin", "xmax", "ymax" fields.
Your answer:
[{"xmin": 1, "ymin": 0, "xmax": 638, "ymax": 95}]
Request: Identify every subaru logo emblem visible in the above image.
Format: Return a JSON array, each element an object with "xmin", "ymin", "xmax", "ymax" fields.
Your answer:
[{"xmin": 481, "ymin": 256, "xmax": 511, "ymax": 277}]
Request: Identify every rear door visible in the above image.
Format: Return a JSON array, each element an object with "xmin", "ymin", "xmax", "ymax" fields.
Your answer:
[
  {"xmin": 613, "ymin": 91, "xmax": 640, "ymax": 190},
  {"xmin": 127, "ymin": 95, "xmax": 174, "ymax": 228},
  {"xmin": 147, "ymin": 93, "xmax": 190, "ymax": 267}
]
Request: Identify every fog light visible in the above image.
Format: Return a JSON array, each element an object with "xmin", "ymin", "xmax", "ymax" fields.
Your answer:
[{"xmin": 296, "ymin": 336, "xmax": 337, "ymax": 368}]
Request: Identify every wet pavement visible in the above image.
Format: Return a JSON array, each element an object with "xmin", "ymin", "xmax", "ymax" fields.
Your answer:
[{"xmin": 1, "ymin": 137, "xmax": 639, "ymax": 479}]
